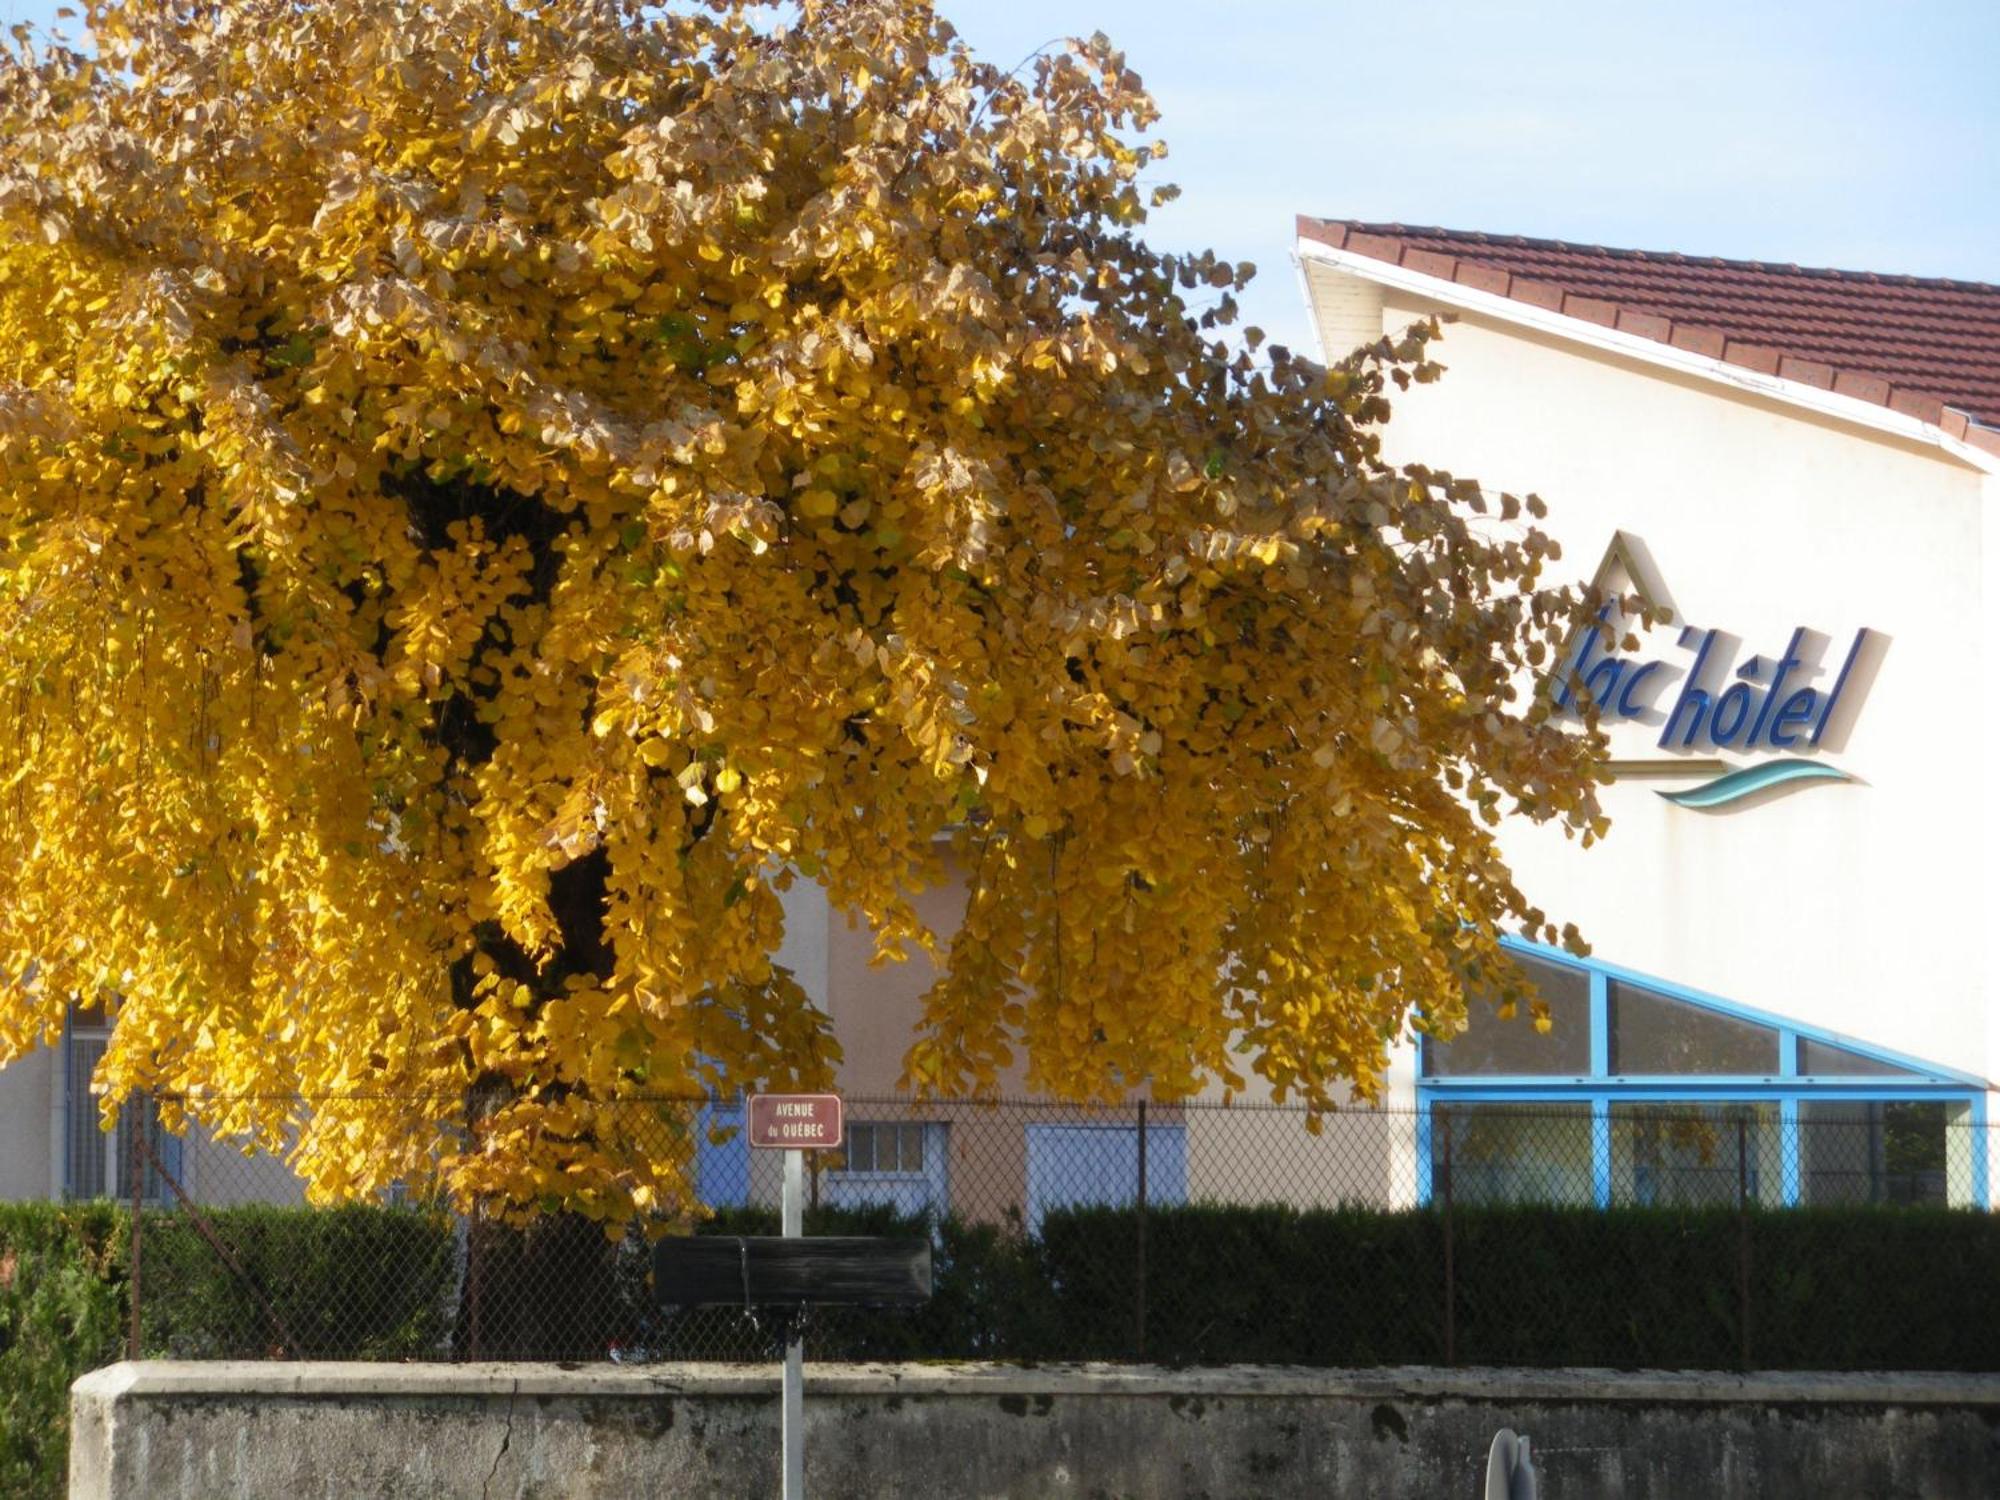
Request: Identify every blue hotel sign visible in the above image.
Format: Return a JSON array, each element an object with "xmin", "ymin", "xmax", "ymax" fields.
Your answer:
[
  {"xmin": 1554, "ymin": 619, "xmax": 1875, "ymax": 753},
  {"xmin": 1552, "ymin": 532, "xmax": 1876, "ymax": 807}
]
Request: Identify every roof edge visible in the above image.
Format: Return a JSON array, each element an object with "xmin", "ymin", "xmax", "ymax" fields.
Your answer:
[
  {"xmin": 1298, "ymin": 216, "xmax": 2000, "ymax": 295},
  {"xmin": 1296, "ymin": 218, "xmax": 2000, "ymax": 473}
]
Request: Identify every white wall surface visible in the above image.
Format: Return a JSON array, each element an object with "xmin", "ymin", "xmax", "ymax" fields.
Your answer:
[{"xmin": 0, "ymin": 1042, "xmax": 55, "ymax": 1198}]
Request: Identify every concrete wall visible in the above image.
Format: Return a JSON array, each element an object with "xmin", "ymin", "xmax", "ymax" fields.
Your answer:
[{"xmin": 72, "ymin": 1360, "xmax": 2000, "ymax": 1500}]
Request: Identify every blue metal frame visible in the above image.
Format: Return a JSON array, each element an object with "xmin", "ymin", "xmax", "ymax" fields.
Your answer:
[{"xmin": 1416, "ymin": 938, "xmax": 1992, "ymax": 1210}]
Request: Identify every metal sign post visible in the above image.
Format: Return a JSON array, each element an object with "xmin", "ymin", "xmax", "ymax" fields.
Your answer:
[
  {"xmin": 781, "ymin": 1144, "xmax": 804, "ymax": 1500},
  {"xmin": 750, "ymin": 1094, "xmax": 843, "ymax": 1500}
]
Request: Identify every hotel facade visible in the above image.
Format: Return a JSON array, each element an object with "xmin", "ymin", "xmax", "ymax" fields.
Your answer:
[{"xmin": 1293, "ymin": 219, "xmax": 1999, "ymax": 1212}]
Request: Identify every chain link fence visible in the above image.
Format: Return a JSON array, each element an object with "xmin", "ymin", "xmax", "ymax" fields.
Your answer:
[{"xmin": 113, "ymin": 1094, "xmax": 1999, "ymax": 1370}]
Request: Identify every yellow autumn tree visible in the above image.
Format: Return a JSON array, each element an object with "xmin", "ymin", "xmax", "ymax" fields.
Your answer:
[{"xmin": 0, "ymin": 0, "xmax": 1604, "ymax": 1219}]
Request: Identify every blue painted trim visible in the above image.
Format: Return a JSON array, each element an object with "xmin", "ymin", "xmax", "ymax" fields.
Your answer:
[
  {"xmin": 1419, "ymin": 1082, "xmax": 1984, "ymax": 1105},
  {"xmin": 1590, "ymin": 1097, "xmax": 1611, "ymax": 1208},
  {"xmin": 1779, "ymin": 1097, "xmax": 1801, "ymax": 1206},
  {"xmin": 1494, "ymin": 935, "xmax": 1987, "ymax": 1088},
  {"xmin": 1588, "ymin": 971, "xmax": 1610, "ymax": 1079},
  {"xmin": 1657, "ymin": 759, "xmax": 1854, "ymax": 809},
  {"xmin": 1972, "ymin": 1095, "xmax": 1991, "ymax": 1212},
  {"xmin": 1415, "ymin": 1099, "xmax": 1435, "ymax": 1207},
  {"xmin": 1424, "ymin": 1080, "xmax": 1968, "ymax": 1104}
]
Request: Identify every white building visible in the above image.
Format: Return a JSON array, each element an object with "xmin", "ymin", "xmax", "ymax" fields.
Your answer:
[{"xmin": 1297, "ymin": 218, "xmax": 1998, "ymax": 1209}]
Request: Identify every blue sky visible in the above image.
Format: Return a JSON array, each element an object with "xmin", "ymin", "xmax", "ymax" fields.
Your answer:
[
  {"xmin": 943, "ymin": 0, "xmax": 2000, "ymax": 355},
  {"xmin": 9, "ymin": 0, "xmax": 1994, "ymax": 356}
]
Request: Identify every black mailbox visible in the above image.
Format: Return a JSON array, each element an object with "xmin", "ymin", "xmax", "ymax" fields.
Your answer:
[{"xmin": 653, "ymin": 1235, "xmax": 933, "ymax": 1309}]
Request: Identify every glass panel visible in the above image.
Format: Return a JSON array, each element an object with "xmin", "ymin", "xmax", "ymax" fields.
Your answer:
[
  {"xmin": 114, "ymin": 1095, "xmax": 180, "ymax": 1205},
  {"xmin": 843, "ymin": 1124, "xmax": 875, "ymax": 1173},
  {"xmin": 1607, "ymin": 981, "xmax": 1777, "ymax": 1075},
  {"xmin": 1431, "ymin": 1103, "xmax": 1592, "ymax": 1205},
  {"xmin": 837, "ymin": 1122, "xmax": 933, "ymax": 1175},
  {"xmin": 1796, "ymin": 1038, "xmax": 1923, "ymax": 1079},
  {"xmin": 1610, "ymin": 1103, "xmax": 1780, "ymax": 1207},
  {"xmin": 65, "ymin": 1034, "xmax": 108, "ymax": 1200},
  {"xmin": 1800, "ymin": 1101, "xmax": 1948, "ymax": 1206},
  {"xmin": 1423, "ymin": 954, "xmax": 1593, "ymax": 1077}
]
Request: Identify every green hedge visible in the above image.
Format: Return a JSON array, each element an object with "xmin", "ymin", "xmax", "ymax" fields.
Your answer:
[
  {"xmin": 0, "ymin": 1202, "xmax": 460, "ymax": 1500},
  {"xmin": 1748, "ymin": 1208, "xmax": 2000, "ymax": 1370},
  {"xmin": 1040, "ymin": 1202, "xmax": 1449, "ymax": 1365},
  {"xmin": 139, "ymin": 1203, "xmax": 458, "ymax": 1361},
  {"xmin": 0, "ymin": 1204, "xmax": 126, "ymax": 1500},
  {"xmin": 478, "ymin": 1200, "xmax": 2000, "ymax": 1372},
  {"xmin": 1032, "ymin": 1202, "xmax": 2000, "ymax": 1371}
]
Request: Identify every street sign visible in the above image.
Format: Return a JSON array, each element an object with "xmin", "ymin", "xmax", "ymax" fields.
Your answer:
[{"xmin": 747, "ymin": 1093, "xmax": 844, "ymax": 1150}]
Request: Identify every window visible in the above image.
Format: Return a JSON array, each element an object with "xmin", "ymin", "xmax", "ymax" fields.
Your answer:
[
  {"xmin": 63, "ymin": 1016, "xmax": 181, "ymax": 1203},
  {"xmin": 115, "ymin": 1102, "xmax": 183, "ymax": 1205},
  {"xmin": 837, "ymin": 1122, "xmax": 928, "ymax": 1175},
  {"xmin": 1416, "ymin": 941, "xmax": 1986, "ymax": 1211},
  {"xmin": 64, "ymin": 1027, "xmax": 110, "ymax": 1199},
  {"xmin": 1431, "ymin": 1103, "xmax": 1592, "ymax": 1206},
  {"xmin": 1610, "ymin": 1103, "xmax": 1778, "ymax": 1207},
  {"xmin": 1800, "ymin": 1101, "xmax": 1948, "ymax": 1206},
  {"xmin": 1422, "ymin": 954, "xmax": 1592, "ymax": 1077},
  {"xmin": 1607, "ymin": 981, "xmax": 1777, "ymax": 1075},
  {"xmin": 826, "ymin": 1121, "xmax": 950, "ymax": 1217},
  {"xmin": 1797, "ymin": 1039, "xmax": 1921, "ymax": 1079}
]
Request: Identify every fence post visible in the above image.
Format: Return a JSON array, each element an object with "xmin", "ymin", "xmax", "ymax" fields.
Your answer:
[
  {"xmin": 1134, "ymin": 1099, "xmax": 1148, "ymax": 1361},
  {"xmin": 1441, "ymin": 1110, "xmax": 1456, "ymax": 1366},
  {"xmin": 127, "ymin": 1112, "xmax": 143, "ymax": 1362},
  {"xmin": 1736, "ymin": 1116, "xmax": 1751, "ymax": 1372}
]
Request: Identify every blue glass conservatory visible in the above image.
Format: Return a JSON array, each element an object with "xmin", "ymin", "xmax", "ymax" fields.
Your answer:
[{"xmin": 1416, "ymin": 940, "xmax": 1991, "ymax": 1210}]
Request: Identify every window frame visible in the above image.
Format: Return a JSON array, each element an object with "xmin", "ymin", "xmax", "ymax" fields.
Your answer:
[
  {"xmin": 1415, "ymin": 938, "xmax": 1989, "ymax": 1209},
  {"xmin": 61, "ymin": 1013, "xmax": 184, "ymax": 1205},
  {"xmin": 831, "ymin": 1121, "xmax": 933, "ymax": 1180}
]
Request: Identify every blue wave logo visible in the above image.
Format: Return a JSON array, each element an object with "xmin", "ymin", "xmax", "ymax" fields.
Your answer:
[{"xmin": 1658, "ymin": 759, "xmax": 1855, "ymax": 810}]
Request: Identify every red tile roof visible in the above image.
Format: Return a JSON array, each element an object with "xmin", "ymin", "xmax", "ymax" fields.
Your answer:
[{"xmin": 1298, "ymin": 217, "xmax": 2000, "ymax": 446}]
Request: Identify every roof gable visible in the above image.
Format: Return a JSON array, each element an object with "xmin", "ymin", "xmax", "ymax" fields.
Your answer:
[{"xmin": 1299, "ymin": 217, "xmax": 2000, "ymax": 445}]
